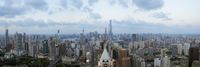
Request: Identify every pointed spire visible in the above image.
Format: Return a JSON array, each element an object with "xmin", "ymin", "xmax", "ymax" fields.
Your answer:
[{"xmin": 100, "ymin": 44, "xmax": 111, "ymax": 60}]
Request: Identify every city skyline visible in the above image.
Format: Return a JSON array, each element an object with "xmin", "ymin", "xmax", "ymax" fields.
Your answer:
[
  {"xmin": 1, "ymin": 0, "xmax": 200, "ymax": 67},
  {"xmin": 0, "ymin": 0, "xmax": 199, "ymax": 34}
]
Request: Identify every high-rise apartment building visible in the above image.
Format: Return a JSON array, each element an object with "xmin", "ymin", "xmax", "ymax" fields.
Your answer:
[{"xmin": 189, "ymin": 46, "xmax": 199, "ymax": 67}]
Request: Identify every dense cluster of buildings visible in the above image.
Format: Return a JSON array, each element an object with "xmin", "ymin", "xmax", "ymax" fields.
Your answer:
[{"xmin": 0, "ymin": 20, "xmax": 200, "ymax": 67}]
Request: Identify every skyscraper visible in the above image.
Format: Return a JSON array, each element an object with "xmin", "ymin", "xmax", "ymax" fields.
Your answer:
[
  {"xmin": 108, "ymin": 20, "xmax": 113, "ymax": 41},
  {"xmin": 42, "ymin": 40, "xmax": 49, "ymax": 54},
  {"xmin": 24, "ymin": 42, "xmax": 29, "ymax": 55},
  {"xmin": 183, "ymin": 43, "xmax": 190, "ymax": 56},
  {"xmin": 118, "ymin": 48, "xmax": 131, "ymax": 67},
  {"xmin": 48, "ymin": 37, "xmax": 56, "ymax": 60},
  {"xmin": 23, "ymin": 33, "xmax": 28, "ymax": 54},
  {"xmin": 108, "ymin": 20, "xmax": 113, "ymax": 59},
  {"xmin": 56, "ymin": 29, "xmax": 60, "ymax": 39},
  {"xmin": 80, "ymin": 28, "xmax": 86, "ymax": 57},
  {"xmin": 15, "ymin": 32, "xmax": 23, "ymax": 56},
  {"xmin": 154, "ymin": 58, "xmax": 161, "ymax": 67},
  {"xmin": 132, "ymin": 34, "xmax": 136, "ymax": 42},
  {"xmin": 104, "ymin": 27, "xmax": 108, "ymax": 41},
  {"xmin": 5, "ymin": 29, "xmax": 9, "ymax": 46},
  {"xmin": 161, "ymin": 56, "xmax": 170, "ymax": 67},
  {"xmin": 189, "ymin": 46, "xmax": 199, "ymax": 67}
]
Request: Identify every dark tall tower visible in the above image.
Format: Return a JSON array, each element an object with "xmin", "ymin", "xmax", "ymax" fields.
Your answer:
[
  {"xmin": 23, "ymin": 32, "xmax": 29, "ymax": 55},
  {"xmin": 132, "ymin": 34, "xmax": 136, "ymax": 42},
  {"xmin": 56, "ymin": 29, "xmax": 60, "ymax": 40},
  {"xmin": 15, "ymin": 32, "xmax": 23, "ymax": 56},
  {"xmin": 108, "ymin": 20, "xmax": 113, "ymax": 41},
  {"xmin": 5, "ymin": 29, "xmax": 9, "ymax": 46},
  {"xmin": 188, "ymin": 46, "xmax": 199, "ymax": 67},
  {"xmin": 42, "ymin": 40, "xmax": 49, "ymax": 54},
  {"xmin": 104, "ymin": 27, "xmax": 107, "ymax": 41}
]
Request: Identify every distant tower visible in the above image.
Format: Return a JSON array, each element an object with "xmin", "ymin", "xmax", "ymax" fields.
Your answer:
[
  {"xmin": 189, "ymin": 46, "xmax": 199, "ymax": 67},
  {"xmin": 132, "ymin": 34, "xmax": 136, "ymax": 42},
  {"xmin": 80, "ymin": 27, "xmax": 86, "ymax": 57},
  {"xmin": 42, "ymin": 40, "xmax": 49, "ymax": 54},
  {"xmin": 108, "ymin": 20, "xmax": 113, "ymax": 41},
  {"xmin": 82, "ymin": 27, "xmax": 84, "ymax": 34},
  {"xmin": 56, "ymin": 29, "xmax": 60, "ymax": 39},
  {"xmin": 80, "ymin": 27, "xmax": 85, "ymax": 47},
  {"xmin": 104, "ymin": 27, "xmax": 107, "ymax": 41},
  {"xmin": 5, "ymin": 29, "xmax": 9, "ymax": 46},
  {"xmin": 48, "ymin": 37, "xmax": 56, "ymax": 60},
  {"xmin": 108, "ymin": 20, "xmax": 113, "ymax": 58},
  {"xmin": 57, "ymin": 29, "xmax": 60, "ymax": 34},
  {"xmin": 15, "ymin": 32, "xmax": 23, "ymax": 56}
]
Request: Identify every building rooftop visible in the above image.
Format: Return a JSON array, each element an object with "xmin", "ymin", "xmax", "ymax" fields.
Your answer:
[{"xmin": 100, "ymin": 48, "xmax": 110, "ymax": 60}]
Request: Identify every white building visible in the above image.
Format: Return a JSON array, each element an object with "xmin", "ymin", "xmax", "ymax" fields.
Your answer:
[
  {"xmin": 161, "ymin": 56, "xmax": 170, "ymax": 67},
  {"xmin": 134, "ymin": 42, "xmax": 139, "ymax": 49},
  {"xmin": 128, "ymin": 42, "xmax": 133, "ymax": 54},
  {"xmin": 48, "ymin": 38, "xmax": 56, "ymax": 60},
  {"xmin": 154, "ymin": 58, "xmax": 161, "ymax": 67},
  {"xmin": 86, "ymin": 52, "xmax": 91, "ymax": 63},
  {"xmin": 28, "ymin": 41, "xmax": 34, "ymax": 57},
  {"xmin": 161, "ymin": 48, "xmax": 167, "ymax": 58},
  {"xmin": 141, "ymin": 60, "xmax": 146, "ymax": 67},
  {"xmin": 98, "ymin": 47, "xmax": 112, "ymax": 67},
  {"xmin": 139, "ymin": 41, "xmax": 145, "ymax": 49},
  {"xmin": 177, "ymin": 44, "xmax": 183, "ymax": 55},
  {"xmin": 183, "ymin": 43, "xmax": 190, "ymax": 55}
]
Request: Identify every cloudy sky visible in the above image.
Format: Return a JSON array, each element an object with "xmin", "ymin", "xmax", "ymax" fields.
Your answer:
[{"xmin": 0, "ymin": 0, "xmax": 199, "ymax": 34}]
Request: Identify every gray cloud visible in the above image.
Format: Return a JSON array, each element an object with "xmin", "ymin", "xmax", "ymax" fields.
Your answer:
[
  {"xmin": 0, "ymin": 6, "xmax": 27, "ymax": 18},
  {"xmin": 108, "ymin": 0, "xmax": 116, "ymax": 5},
  {"xmin": 0, "ymin": 20, "xmax": 57, "ymax": 27},
  {"xmin": 134, "ymin": 0, "xmax": 164, "ymax": 10},
  {"xmin": 88, "ymin": 0, "xmax": 98, "ymax": 6},
  {"xmin": 152, "ymin": 12, "xmax": 171, "ymax": 20},
  {"xmin": 90, "ymin": 12, "xmax": 101, "ymax": 20},
  {"xmin": 0, "ymin": 0, "xmax": 27, "ymax": 17},
  {"xmin": 25, "ymin": 0, "xmax": 48, "ymax": 10},
  {"xmin": 108, "ymin": 0, "xmax": 129, "ymax": 8},
  {"xmin": 118, "ymin": 0, "xmax": 128, "ymax": 8},
  {"xmin": 60, "ymin": 0, "xmax": 83, "ymax": 10},
  {"xmin": 0, "ymin": 19, "xmax": 81, "ymax": 27},
  {"xmin": 111, "ymin": 20, "xmax": 190, "ymax": 34},
  {"xmin": 0, "ymin": 0, "xmax": 48, "ymax": 17},
  {"xmin": 82, "ymin": 7, "xmax": 93, "ymax": 12}
]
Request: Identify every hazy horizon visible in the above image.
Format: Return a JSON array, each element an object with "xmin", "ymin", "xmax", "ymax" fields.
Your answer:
[{"xmin": 0, "ymin": 0, "xmax": 199, "ymax": 34}]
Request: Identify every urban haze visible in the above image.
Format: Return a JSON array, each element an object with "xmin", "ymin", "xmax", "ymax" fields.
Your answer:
[{"xmin": 0, "ymin": 0, "xmax": 200, "ymax": 67}]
